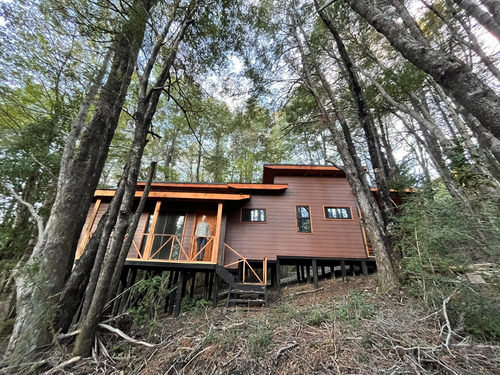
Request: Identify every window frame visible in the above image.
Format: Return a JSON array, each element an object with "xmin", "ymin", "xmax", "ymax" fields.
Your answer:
[
  {"xmin": 240, "ymin": 208, "xmax": 268, "ymax": 223},
  {"xmin": 295, "ymin": 204, "xmax": 314, "ymax": 234},
  {"xmin": 323, "ymin": 206, "xmax": 353, "ymax": 221}
]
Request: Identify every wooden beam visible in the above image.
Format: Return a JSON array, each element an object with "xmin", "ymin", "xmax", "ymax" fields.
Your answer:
[
  {"xmin": 276, "ymin": 259, "xmax": 282, "ymax": 295},
  {"xmin": 312, "ymin": 259, "xmax": 319, "ymax": 289},
  {"xmin": 75, "ymin": 199, "xmax": 101, "ymax": 258},
  {"xmin": 227, "ymin": 183, "xmax": 288, "ymax": 190},
  {"xmin": 211, "ymin": 274, "xmax": 219, "ymax": 308},
  {"xmin": 95, "ymin": 190, "xmax": 250, "ymax": 201},
  {"xmin": 143, "ymin": 201, "xmax": 161, "ymax": 260},
  {"xmin": 341, "ymin": 260, "xmax": 347, "ymax": 282},
  {"xmin": 212, "ymin": 203, "xmax": 223, "ymax": 263}
]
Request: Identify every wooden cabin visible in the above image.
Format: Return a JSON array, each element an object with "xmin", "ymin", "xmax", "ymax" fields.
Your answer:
[{"xmin": 77, "ymin": 164, "xmax": 375, "ymax": 314}]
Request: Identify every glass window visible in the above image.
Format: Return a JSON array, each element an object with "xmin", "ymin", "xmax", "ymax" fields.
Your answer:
[
  {"xmin": 241, "ymin": 208, "xmax": 267, "ymax": 223},
  {"xmin": 324, "ymin": 207, "xmax": 352, "ymax": 220},
  {"xmin": 296, "ymin": 205, "xmax": 312, "ymax": 233}
]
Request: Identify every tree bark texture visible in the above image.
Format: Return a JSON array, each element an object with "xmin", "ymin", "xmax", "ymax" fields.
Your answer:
[
  {"xmin": 73, "ymin": 2, "xmax": 194, "ymax": 356},
  {"xmin": 292, "ymin": 23, "xmax": 399, "ymax": 289},
  {"xmin": 6, "ymin": 0, "xmax": 155, "ymax": 361},
  {"xmin": 342, "ymin": 0, "xmax": 500, "ymax": 141},
  {"xmin": 315, "ymin": 2, "xmax": 394, "ymax": 227}
]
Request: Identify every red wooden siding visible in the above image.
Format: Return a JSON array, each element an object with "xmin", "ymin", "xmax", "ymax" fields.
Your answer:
[{"xmin": 223, "ymin": 176, "xmax": 367, "ymax": 264}]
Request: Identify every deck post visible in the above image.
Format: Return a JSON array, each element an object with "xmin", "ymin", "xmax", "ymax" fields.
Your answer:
[
  {"xmin": 296, "ymin": 265, "xmax": 301, "ymax": 283},
  {"xmin": 321, "ymin": 265, "xmax": 326, "ymax": 279},
  {"xmin": 207, "ymin": 272, "xmax": 214, "ymax": 300},
  {"xmin": 203, "ymin": 272, "xmax": 210, "ymax": 299},
  {"xmin": 340, "ymin": 260, "xmax": 347, "ymax": 282},
  {"xmin": 167, "ymin": 271, "xmax": 180, "ymax": 315},
  {"xmin": 212, "ymin": 273, "xmax": 219, "ymax": 308},
  {"xmin": 212, "ymin": 202, "xmax": 223, "ymax": 263},
  {"xmin": 361, "ymin": 260, "xmax": 368, "ymax": 276},
  {"xmin": 164, "ymin": 270, "xmax": 175, "ymax": 313},
  {"xmin": 143, "ymin": 201, "xmax": 162, "ymax": 260},
  {"xmin": 276, "ymin": 259, "xmax": 282, "ymax": 295},
  {"xmin": 174, "ymin": 271, "xmax": 189, "ymax": 318},
  {"xmin": 312, "ymin": 259, "xmax": 319, "ymax": 289},
  {"xmin": 306, "ymin": 264, "xmax": 311, "ymax": 284},
  {"xmin": 189, "ymin": 272, "xmax": 196, "ymax": 298}
]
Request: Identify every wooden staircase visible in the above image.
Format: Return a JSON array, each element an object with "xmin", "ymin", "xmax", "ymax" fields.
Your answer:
[
  {"xmin": 215, "ymin": 255, "xmax": 268, "ymax": 307},
  {"xmin": 226, "ymin": 283, "xmax": 267, "ymax": 307}
]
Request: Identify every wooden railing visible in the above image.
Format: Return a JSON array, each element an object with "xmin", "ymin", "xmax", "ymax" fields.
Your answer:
[
  {"xmin": 128, "ymin": 234, "xmax": 215, "ymax": 262},
  {"xmin": 223, "ymin": 243, "xmax": 267, "ymax": 285}
]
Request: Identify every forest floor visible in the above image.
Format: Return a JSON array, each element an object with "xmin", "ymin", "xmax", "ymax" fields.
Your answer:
[{"xmin": 2, "ymin": 274, "xmax": 500, "ymax": 374}]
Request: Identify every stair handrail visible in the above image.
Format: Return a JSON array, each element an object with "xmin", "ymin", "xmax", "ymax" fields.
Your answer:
[{"xmin": 223, "ymin": 243, "xmax": 267, "ymax": 285}]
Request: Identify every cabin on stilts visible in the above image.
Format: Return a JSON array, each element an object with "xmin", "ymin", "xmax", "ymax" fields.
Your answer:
[{"xmin": 76, "ymin": 164, "xmax": 376, "ymax": 316}]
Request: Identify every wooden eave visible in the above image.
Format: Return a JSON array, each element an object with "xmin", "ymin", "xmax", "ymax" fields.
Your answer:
[
  {"xmin": 262, "ymin": 164, "xmax": 346, "ymax": 183},
  {"xmin": 227, "ymin": 183, "xmax": 288, "ymax": 191},
  {"xmin": 94, "ymin": 189, "xmax": 250, "ymax": 201}
]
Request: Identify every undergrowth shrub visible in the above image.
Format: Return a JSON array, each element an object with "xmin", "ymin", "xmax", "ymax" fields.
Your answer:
[
  {"xmin": 394, "ymin": 182, "xmax": 500, "ymax": 342},
  {"xmin": 128, "ymin": 272, "xmax": 171, "ymax": 326}
]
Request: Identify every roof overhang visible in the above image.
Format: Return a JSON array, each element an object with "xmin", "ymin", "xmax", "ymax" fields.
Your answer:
[
  {"xmin": 94, "ymin": 189, "xmax": 251, "ymax": 201},
  {"xmin": 262, "ymin": 164, "xmax": 346, "ymax": 183}
]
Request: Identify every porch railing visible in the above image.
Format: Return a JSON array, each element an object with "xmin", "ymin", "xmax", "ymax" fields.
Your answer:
[
  {"xmin": 128, "ymin": 234, "xmax": 215, "ymax": 262},
  {"xmin": 223, "ymin": 243, "xmax": 267, "ymax": 285}
]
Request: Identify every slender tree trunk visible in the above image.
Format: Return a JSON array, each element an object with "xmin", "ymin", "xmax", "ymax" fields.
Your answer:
[
  {"xmin": 315, "ymin": 2, "xmax": 394, "ymax": 227},
  {"xmin": 452, "ymin": 0, "xmax": 500, "ymax": 41},
  {"xmin": 54, "ymin": 211, "xmax": 110, "ymax": 333},
  {"xmin": 5, "ymin": 0, "xmax": 155, "ymax": 361},
  {"xmin": 292, "ymin": 22, "xmax": 398, "ymax": 288},
  {"xmin": 341, "ymin": 0, "xmax": 500, "ymax": 140},
  {"xmin": 107, "ymin": 162, "xmax": 157, "ymax": 303}
]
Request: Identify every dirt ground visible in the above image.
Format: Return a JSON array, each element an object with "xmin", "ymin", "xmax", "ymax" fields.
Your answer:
[{"xmin": 2, "ymin": 275, "xmax": 500, "ymax": 374}]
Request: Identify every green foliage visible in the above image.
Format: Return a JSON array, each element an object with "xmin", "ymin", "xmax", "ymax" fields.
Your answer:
[
  {"xmin": 180, "ymin": 296, "xmax": 211, "ymax": 314},
  {"xmin": 247, "ymin": 318, "xmax": 273, "ymax": 354},
  {"xmin": 128, "ymin": 272, "xmax": 171, "ymax": 326},
  {"xmin": 394, "ymin": 183, "xmax": 500, "ymax": 341}
]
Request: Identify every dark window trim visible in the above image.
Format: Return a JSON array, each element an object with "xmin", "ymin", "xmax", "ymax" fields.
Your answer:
[
  {"xmin": 295, "ymin": 204, "xmax": 313, "ymax": 234},
  {"xmin": 240, "ymin": 208, "xmax": 268, "ymax": 223},
  {"xmin": 323, "ymin": 206, "xmax": 353, "ymax": 220}
]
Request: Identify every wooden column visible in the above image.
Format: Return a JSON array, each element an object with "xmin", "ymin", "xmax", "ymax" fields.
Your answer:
[
  {"xmin": 189, "ymin": 272, "xmax": 196, "ymax": 298},
  {"xmin": 341, "ymin": 261, "xmax": 347, "ymax": 282},
  {"xmin": 312, "ymin": 259, "xmax": 319, "ymax": 289},
  {"xmin": 296, "ymin": 265, "xmax": 301, "ymax": 284},
  {"xmin": 306, "ymin": 264, "xmax": 311, "ymax": 284},
  {"xmin": 167, "ymin": 271, "xmax": 180, "ymax": 315},
  {"xmin": 361, "ymin": 260, "xmax": 368, "ymax": 276},
  {"xmin": 203, "ymin": 272, "xmax": 210, "ymax": 300},
  {"xmin": 174, "ymin": 272, "xmax": 189, "ymax": 318},
  {"xmin": 321, "ymin": 265, "xmax": 326, "ymax": 279},
  {"xmin": 143, "ymin": 201, "xmax": 161, "ymax": 260},
  {"xmin": 212, "ymin": 274, "xmax": 219, "ymax": 308},
  {"xmin": 212, "ymin": 202, "xmax": 223, "ymax": 263},
  {"xmin": 164, "ymin": 271, "xmax": 175, "ymax": 313},
  {"xmin": 276, "ymin": 259, "xmax": 282, "ymax": 295},
  {"xmin": 75, "ymin": 198, "xmax": 101, "ymax": 258}
]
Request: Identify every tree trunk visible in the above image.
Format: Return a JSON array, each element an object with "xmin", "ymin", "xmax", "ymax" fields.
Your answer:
[
  {"xmin": 315, "ymin": 2, "xmax": 394, "ymax": 227},
  {"xmin": 342, "ymin": 0, "xmax": 500, "ymax": 140},
  {"xmin": 292, "ymin": 23, "xmax": 399, "ymax": 289},
  {"xmin": 107, "ymin": 162, "xmax": 157, "ymax": 303},
  {"xmin": 5, "ymin": 0, "xmax": 155, "ymax": 361},
  {"xmin": 452, "ymin": 0, "xmax": 500, "ymax": 41},
  {"xmin": 53, "ymin": 211, "xmax": 109, "ymax": 333}
]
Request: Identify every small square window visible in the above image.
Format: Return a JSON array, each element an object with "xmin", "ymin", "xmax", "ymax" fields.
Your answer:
[
  {"xmin": 241, "ymin": 208, "xmax": 267, "ymax": 223},
  {"xmin": 324, "ymin": 207, "xmax": 352, "ymax": 220},
  {"xmin": 296, "ymin": 205, "xmax": 312, "ymax": 233}
]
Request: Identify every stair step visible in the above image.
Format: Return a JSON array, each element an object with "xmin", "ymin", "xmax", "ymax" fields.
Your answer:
[
  {"xmin": 229, "ymin": 298, "xmax": 266, "ymax": 305},
  {"xmin": 231, "ymin": 284, "xmax": 266, "ymax": 293}
]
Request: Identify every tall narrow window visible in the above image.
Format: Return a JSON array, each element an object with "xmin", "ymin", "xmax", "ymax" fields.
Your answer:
[
  {"xmin": 241, "ymin": 208, "xmax": 267, "ymax": 223},
  {"xmin": 296, "ymin": 205, "xmax": 312, "ymax": 233},
  {"xmin": 324, "ymin": 206, "xmax": 352, "ymax": 220}
]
